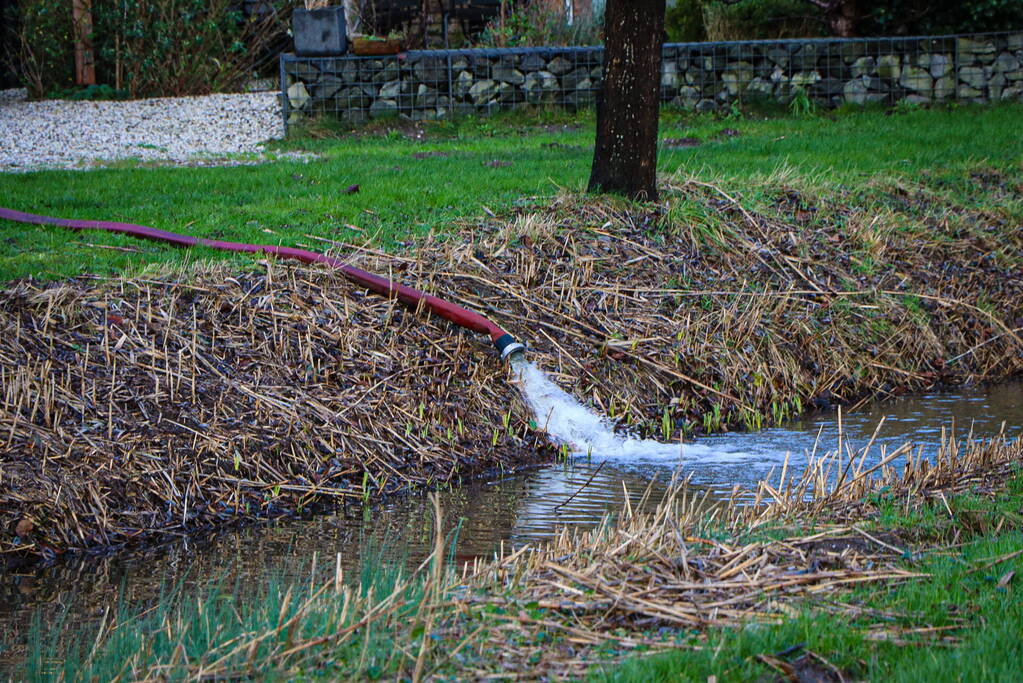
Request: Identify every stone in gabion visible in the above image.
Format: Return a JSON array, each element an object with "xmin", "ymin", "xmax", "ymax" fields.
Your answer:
[
  {"xmin": 547, "ymin": 56, "xmax": 573, "ymax": 76},
  {"xmin": 989, "ymin": 73, "xmax": 1007, "ymax": 99},
  {"xmin": 813, "ymin": 77, "xmax": 844, "ymax": 97},
  {"xmin": 285, "ymin": 62, "xmax": 319, "ymax": 79},
  {"xmin": 838, "ymin": 41, "xmax": 864, "ymax": 62},
  {"xmin": 469, "ymin": 79, "xmax": 497, "ymax": 103},
  {"xmin": 994, "ymin": 52, "xmax": 1021, "ymax": 74},
  {"xmin": 454, "ymin": 70, "xmax": 474, "ymax": 97},
  {"xmin": 958, "ymin": 84, "xmax": 984, "ymax": 99},
  {"xmin": 496, "ymin": 82, "xmax": 521, "ymax": 103},
  {"xmin": 934, "ymin": 76, "xmax": 955, "ymax": 99},
  {"xmin": 695, "ymin": 98, "xmax": 717, "ymax": 112},
  {"xmin": 661, "ymin": 61, "xmax": 680, "ymax": 92},
  {"xmin": 673, "ymin": 86, "xmax": 700, "ymax": 108},
  {"xmin": 958, "ymin": 66, "xmax": 987, "ymax": 89},
  {"xmin": 790, "ymin": 71, "xmax": 821, "ymax": 88},
  {"xmin": 958, "ymin": 38, "xmax": 997, "ymax": 62},
  {"xmin": 900, "ymin": 66, "xmax": 932, "ymax": 94},
  {"xmin": 843, "ymin": 78, "xmax": 868, "ymax": 104},
  {"xmin": 287, "ymin": 82, "xmax": 311, "ymax": 111},
  {"xmin": 791, "ymin": 44, "xmax": 820, "ymax": 70},
  {"xmin": 379, "ymin": 80, "xmax": 404, "ymax": 99},
  {"xmin": 315, "ymin": 75, "xmax": 345, "ymax": 99},
  {"xmin": 520, "ymin": 53, "xmax": 546, "ymax": 72},
  {"xmin": 380, "ymin": 60, "xmax": 400, "ymax": 82},
  {"xmin": 524, "ymin": 71, "xmax": 557, "ymax": 103},
  {"xmin": 746, "ymin": 77, "xmax": 773, "ymax": 97},
  {"xmin": 721, "ymin": 62, "xmax": 754, "ymax": 95},
  {"xmin": 851, "ymin": 56, "xmax": 874, "ymax": 78},
  {"xmin": 416, "ymin": 85, "xmax": 439, "ymax": 107},
  {"xmin": 493, "ymin": 65, "xmax": 525, "ymax": 85},
  {"xmin": 564, "ymin": 88, "xmax": 595, "ymax": 108},
  {"xmin": 369, "ymin": 98, "xmax": 398, "ymax": 118},
  {"xmin": 340, "ymin": 60, "xmax": 359, "ymax": 83},
  {"xmin": 562, "ymin": 67, "xmax": 592, "ymax": 91},
  {"xmin": 1008, "ymin": 34, "xmax": 1023, "ymax": 51},
  {"xmin": 922, "ymin": 53, "xmax": 953, "ymax": 79},
  {"xmin": 472, "ymin": 57, "xmax": 493, "ymax": 78},
  {"xmin": 877, "ymin": 54, "xmax": 901, "ymax": 80},
  {"xmin": 767, "ymin": 47, "xmax": 789, "ymax": 68}
]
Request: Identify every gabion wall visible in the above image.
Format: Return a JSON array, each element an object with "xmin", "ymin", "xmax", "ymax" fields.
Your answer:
[{"xmin": 280, "ymin": 32, "xmax": 1023, "ymax": 128}]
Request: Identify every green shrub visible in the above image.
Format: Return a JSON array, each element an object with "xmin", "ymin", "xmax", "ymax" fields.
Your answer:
[
  {"xmin": 702, "ymin": 0, "xmax": 826, "ymax": 40},
  {"xmin": 13, "ymin": 0, "xmax": 75, "ymax": 98},
  {"xmin": 477, "ymin": 1, "xmax": 604, "ymax": 47},
  {"xmin": 665, "ymin": 0, "xmax": 706, "ymax": 43}
]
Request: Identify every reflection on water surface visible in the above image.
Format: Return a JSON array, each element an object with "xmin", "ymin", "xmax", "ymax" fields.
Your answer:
[{"xmin": 1, "ymin": 381, "xmax": 1020, "ymax": 669}]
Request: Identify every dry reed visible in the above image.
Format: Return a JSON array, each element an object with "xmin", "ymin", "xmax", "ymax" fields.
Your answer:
[{"xmin": 2, "ymin": 179, "xmax": 1020, "ymax": 565}]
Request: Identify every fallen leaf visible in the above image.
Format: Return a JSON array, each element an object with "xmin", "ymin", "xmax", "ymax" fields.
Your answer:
[
  {"xmin": 997, "ymin": 570, "xmax": 1015, "ymax": 588},
  {"xmin": 15, "ymin": 517, "xmax": 33, "ymax": 536},
  {"xmin": 343, "ymin": 184, "xmax": 360, "ymax": 194}
]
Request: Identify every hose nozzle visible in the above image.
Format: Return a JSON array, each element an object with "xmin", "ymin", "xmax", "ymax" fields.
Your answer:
[{"xmin": 493, "ymin": 333, "xmax": 526, "ymax": 362}]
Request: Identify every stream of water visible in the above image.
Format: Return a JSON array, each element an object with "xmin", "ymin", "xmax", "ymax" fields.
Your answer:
[{"xmin": 1, "ymin": 378, "xmax": 1020, "ymax": 670}]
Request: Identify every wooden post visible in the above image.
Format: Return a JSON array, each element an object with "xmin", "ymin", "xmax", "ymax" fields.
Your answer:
[{"xmin": 72, "ymin": 0, "xmax": 96, "ymax": 86}]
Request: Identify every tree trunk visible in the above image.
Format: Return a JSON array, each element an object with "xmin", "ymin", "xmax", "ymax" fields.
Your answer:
[
  {"xmin": 587, "ymin": 0, "xmax": 665, "ymax": 201},
  {"xmin": 825, "ymin": 0, "xmax": 858, "ymax": 37},
  {"xmin": 72, "ymin": 0, "xmax": 96, "ymax": 86}
]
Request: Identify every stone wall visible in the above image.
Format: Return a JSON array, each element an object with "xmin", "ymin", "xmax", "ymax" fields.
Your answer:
[{"xmin": 280, "ymin": 32, "xmax": 1023, "ymax": 126}]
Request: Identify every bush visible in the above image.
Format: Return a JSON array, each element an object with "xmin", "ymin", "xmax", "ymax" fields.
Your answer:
[
  {"xmin": 864, "ymin": 0, "xmax": 1023, "ymax": 36},
  {"xmin": 12, "ymin": 0, "xmax": 75, "ymax": 97},
  {"xmin": 665, "ymin": 0, "xmax": 707, "ymax": 43},
  {"xmin": 701, "ymin": 0, "xmax": 825, "ymax": 41},
  {"xmin": 477, "ymin": 1, "xmax": 604, "ymax": 47},
  {"xmin": 11, "ymin": 0, "xmax": 295, "ymax": 99}
]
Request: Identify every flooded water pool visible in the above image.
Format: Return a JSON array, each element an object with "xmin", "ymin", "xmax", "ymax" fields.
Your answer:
[{"xmin": 1, "ymin": 381, "xmax": 1020, "ymax": 671}]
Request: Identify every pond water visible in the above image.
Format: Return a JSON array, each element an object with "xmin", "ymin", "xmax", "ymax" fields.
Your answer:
[{"xmin": 1, "ymin": 380, "xmax": 1020, "ymax": 671}]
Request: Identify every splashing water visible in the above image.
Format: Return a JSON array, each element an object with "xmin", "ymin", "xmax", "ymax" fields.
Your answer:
[{"xmin": 509, "ymin": 355, "xmax": 752, "ymax": 463}]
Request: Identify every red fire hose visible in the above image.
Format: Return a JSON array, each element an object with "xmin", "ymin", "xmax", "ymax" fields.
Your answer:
[{"xmin": 0, "ymin": 206, "xmax": 525, "ymax": 359}]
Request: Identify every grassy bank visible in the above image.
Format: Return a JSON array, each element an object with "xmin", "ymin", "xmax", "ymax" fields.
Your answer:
[
  {"xmin": 0, "ymin": 103, "xmax": 1021, "ymax": 282},
  {"xmin": 17, "ymin": 433, "xmax": 1023, "ymax": 681},
  {"xmin": 2, "ymin": 104, "xmax": 1022, "ymax": 566}
]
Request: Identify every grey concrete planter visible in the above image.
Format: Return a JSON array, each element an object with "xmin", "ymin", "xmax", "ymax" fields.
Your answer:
[{"xmin": 293, "ymin": 7, "xmax": 347, "ymax": 57}]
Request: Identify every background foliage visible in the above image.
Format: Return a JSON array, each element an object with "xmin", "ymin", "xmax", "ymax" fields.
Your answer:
[
  {"xmin": 7, "ymin": 0, "xmax": 295, "ymax": 99},
  {"xmin": 666, "ymin": 0, "xmax": 1023, "ymax": 42}
]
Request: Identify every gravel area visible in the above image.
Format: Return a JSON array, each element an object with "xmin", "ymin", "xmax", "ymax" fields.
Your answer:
[{"xmin": 0, "ymin": 89, "xmax": 288, "ymax": 172}]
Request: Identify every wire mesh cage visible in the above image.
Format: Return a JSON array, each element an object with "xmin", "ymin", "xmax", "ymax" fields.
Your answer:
[{"xmin": 281, "ymin": 32, "xmax": 1023, "ymax": 130}]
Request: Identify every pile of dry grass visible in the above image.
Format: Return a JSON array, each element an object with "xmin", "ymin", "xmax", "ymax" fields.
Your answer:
[
  {"xmin": 0, "ymin": 262, "xmax": 546, "ymax": 566},
  {"xmin": 2, "ymin": 176, "xmax": 1020, "ymax": 565},
  {"xmin": 450, "ymin": 431, "xmax": 1023, "ymax": 678},
  {"xmin": 129, "ymin": 433, "xmax": 1022, "ymax": 681}
]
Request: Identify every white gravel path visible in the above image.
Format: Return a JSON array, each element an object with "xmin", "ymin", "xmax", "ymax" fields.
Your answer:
[{"xmin": 0, "ymin": 88, "xmax": 289, "ymax": 172}]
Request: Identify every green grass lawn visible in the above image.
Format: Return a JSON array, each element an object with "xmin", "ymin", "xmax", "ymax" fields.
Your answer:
[
  {"xmin": 1, "ymin": 103, "xmax": 1021, "ymax": 282},
  {"xmin": 604, "ymin": 474, "xmax": 1023, "ymax": 682}
]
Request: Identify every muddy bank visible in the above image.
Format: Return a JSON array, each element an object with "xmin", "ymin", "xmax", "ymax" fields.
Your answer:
[{"xmin": 2, "ymin": 173, "xmax": 1021, "ymax": 565}]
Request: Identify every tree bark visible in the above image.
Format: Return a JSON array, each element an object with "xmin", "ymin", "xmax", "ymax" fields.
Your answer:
[
  {"xmin": 587, "ymin": 0, "xmax": 665, "ymax": 201},
  {"xmin": 72, "ymin": 0, "xmax": 96, "ymax": 86},
  {"xmin": 825, "ymin": 0, "xmax": 858, "ymax": 37}
]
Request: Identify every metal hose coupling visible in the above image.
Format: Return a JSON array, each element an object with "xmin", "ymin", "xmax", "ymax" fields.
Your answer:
[{"xmin": 493, "ymin": 333, "xmax": 526, "ymax": 362}]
